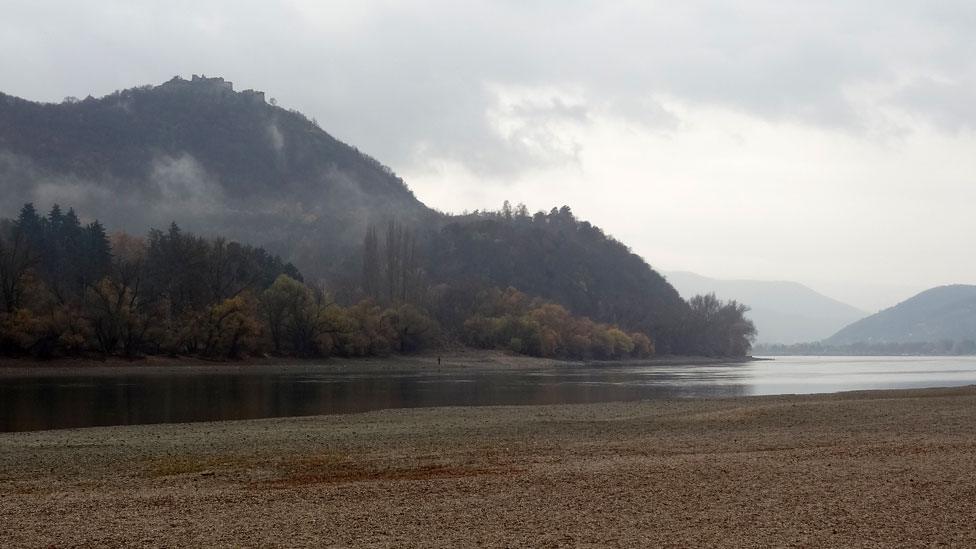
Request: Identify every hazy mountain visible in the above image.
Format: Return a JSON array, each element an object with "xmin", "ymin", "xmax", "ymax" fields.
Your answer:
[
  {"xmin": 826, "ymin": 285, "xmax": 976, "ymax": 345},
  {"xmin": 664, "ymin": 271, "xmax": 866, "ymax": 344},
  {"xmin": 0, "ymin": 75, "xmax": 433, "ymax": 280}
]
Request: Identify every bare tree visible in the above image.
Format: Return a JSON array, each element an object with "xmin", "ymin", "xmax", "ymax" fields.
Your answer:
[{"xmin": 0, "ymin": 221, "xmax": 36, "ymax": 312}]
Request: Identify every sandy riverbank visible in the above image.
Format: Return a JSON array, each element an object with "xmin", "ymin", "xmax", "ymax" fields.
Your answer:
[
  {"xmin": 0, "ymin": 350, "xmax": 755, "ymax": 378},
  {"xmin": 2, "ymin": 386, "xmax": 976, "ymax": 546}
]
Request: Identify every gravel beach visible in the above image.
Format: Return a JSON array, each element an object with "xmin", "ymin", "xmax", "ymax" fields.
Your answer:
[{"xmin": 2, "ymin": 385, "xmax": 976, "ymax": 547}]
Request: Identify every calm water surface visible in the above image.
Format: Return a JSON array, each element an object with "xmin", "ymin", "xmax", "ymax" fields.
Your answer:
[{"xmin": 3, "ymin": 355, "xmax": 976, "ymax": 432}]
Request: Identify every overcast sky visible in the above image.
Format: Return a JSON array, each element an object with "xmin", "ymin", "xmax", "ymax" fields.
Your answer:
[{"xmin": 3, "ymin": 0, "xmax": 975, "ymax": 311}]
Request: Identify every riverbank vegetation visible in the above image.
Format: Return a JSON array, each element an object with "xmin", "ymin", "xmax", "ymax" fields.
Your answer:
[{"xmin": 0, "ymin": 203, "xmax": 755, "ymax": 361}]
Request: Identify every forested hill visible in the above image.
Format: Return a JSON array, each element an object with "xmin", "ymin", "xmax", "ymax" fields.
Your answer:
[
  {"xmin": 826, "ymin": 285, "xmax": 976, "ymax": 345},
  {"xmin": 0, "ymin": 75, "xmax": 432, "ymax": 279},
  {"xmin": 428, "ymin": 208, "xmax": 690, "ymax": 352},
  {"xmin": 0, "ymin": 76, "xmax": 756, "ymax": 357}
]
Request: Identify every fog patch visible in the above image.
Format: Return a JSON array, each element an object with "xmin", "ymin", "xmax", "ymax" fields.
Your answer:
[
  {"xmin": 31, "ymin": 179, "xmax": 117, "ymax": 215},
  {"xmin": 267, "ymin": 121, "xmax": 285, "ymax": 153},
  {"xmin": 149, "ymin": 154, "xmax": 228, "ymax": 216},
  {"xmin": 0, "ymin": 151, "xmax": 42, "ymax": 215},
  {"xmin": 0, "ymin": 150, "xmax": 149, "ymax": 230}
]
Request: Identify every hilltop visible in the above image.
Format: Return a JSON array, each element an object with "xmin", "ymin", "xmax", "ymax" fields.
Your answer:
[
  {"xmin": 826, "ymin": 285, "xmax": 976, "ymax": 346},
  {"xmin": 0, "ymin": 75, "xmax": 431, "ymax": 281}
]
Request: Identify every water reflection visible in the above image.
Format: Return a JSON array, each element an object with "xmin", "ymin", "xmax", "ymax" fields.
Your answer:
[{"xmin": 3, "ymin": 356, "xmax": 976, "ymax": 432}]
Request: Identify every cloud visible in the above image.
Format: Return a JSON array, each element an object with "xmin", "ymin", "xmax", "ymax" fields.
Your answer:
[
  {"xmin": 893, "ymin": 76, "xmax": 976, "ymax": 132},
  {"xmin": 3, "ymin": 1, "xmax": 973, "ymax": 178},
  {"xmin": 2, "ymin": 1, "xmax": 976, "ymax": 304}
]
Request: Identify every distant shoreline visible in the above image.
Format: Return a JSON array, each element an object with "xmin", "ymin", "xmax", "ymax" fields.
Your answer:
[{"xmin": 0, "ymin": 350, "xmax": 758, "ymax": 377}]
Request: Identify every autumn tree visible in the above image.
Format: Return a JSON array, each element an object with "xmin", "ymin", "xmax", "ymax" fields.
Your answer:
[{"xmin": 260, "ymin": 275, "xmax": 339, "ymax": 356}]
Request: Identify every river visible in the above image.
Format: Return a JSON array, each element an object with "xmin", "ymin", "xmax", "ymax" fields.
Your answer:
[{"xmin": 2, "ymin": 355, "xmax": 976, "ymax": 432}]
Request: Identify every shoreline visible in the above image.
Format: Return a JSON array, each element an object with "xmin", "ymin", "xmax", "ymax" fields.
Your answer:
[
  {"xmin": 2, "ymin": 385, "xmax": 976, "ymax": 546},
  {"xmin": 0, "ymin": 350, "xmax": 759, "ymax": 377}
]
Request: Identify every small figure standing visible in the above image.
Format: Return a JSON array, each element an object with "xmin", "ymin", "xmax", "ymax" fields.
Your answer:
[{"xmin": 437, "ymin": 356, "xmax": 442, "ymax": 366}]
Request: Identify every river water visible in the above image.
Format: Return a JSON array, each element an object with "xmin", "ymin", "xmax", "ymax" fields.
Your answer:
[{"xmin": 2, "ymin": 356, "xmax": 976, "ymax": 432}]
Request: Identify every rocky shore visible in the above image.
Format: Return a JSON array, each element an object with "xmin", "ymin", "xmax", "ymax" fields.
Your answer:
[{"xmin": 2, "ymin": 386, "xmax": 975, "ymax": 546}]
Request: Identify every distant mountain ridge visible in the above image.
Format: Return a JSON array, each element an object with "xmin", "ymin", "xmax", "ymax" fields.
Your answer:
[
  {"xmin": 826, "ymin": 285, "xmax": 976, "ymax": 345},
  {"xmin": 664, "ymin": 271, "xmax": 866, "ymax": 344}
]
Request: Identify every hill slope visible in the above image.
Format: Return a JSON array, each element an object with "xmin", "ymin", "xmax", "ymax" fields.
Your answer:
[
  {"xmin": 431, "ymin": 212, "xmax": 689, "ymax": 351},
  {"xmin": 665, "ymin": 271, "xmax": 866, "ymax": 344},
  {"xmin": 0, "ymin": 75, "xmax": 432, "ymax": 279},
  {"xmin": 826, "ymin": 285, "xmax": 976, "ymax": 345},
  {"xmin": 0, "ymin": 76, "xmax": 744, "ymax": 354}
]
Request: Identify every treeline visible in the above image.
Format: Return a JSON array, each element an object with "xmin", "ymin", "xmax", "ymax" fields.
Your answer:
[
  {"xmin": 0, "ymin": 204, "xmax": 440, "ymax": 359},
  {"xmin": 0, "ymin": 204, "xmax": 668, "ymax": 361},
  {"xmin": 755, "ymin": 339, "xmax": 976, "ymax": 356},
  {"xmin": 357, "ymin": 219, "xmax": 658, "ymax": 359},
  {"xmin": 0, "ymin": 202, "xmax": 757, "ymax": 360}
]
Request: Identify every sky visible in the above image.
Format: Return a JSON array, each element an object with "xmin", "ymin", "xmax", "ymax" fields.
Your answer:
[{"xmin": 2, "ymin": 0, "xmax": 975, "ymax": 311}]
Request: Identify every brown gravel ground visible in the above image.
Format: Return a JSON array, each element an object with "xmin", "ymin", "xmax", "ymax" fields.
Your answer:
[{"xmin": 2, "ymin": 386, "xmax": 976, "ymax": 547}]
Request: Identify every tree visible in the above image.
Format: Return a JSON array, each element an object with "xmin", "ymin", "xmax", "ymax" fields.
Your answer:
[
  {"xmin": 87, "ymin": 278, "xmax": 138, "ymax": 355},
  {"xmin": 196, "ymin": 295, "xmax": 261, "ymax": 358},
  {"xmin": 1, "ymin": 205, "xmax": 307, "ymax": 359},
  {"xmin": 0, "ymin": 220, "xmax": 36, "ymax": 312},
  {"xmin": 80, "ymin": 220, "xmax": 112, "ymax": 291},
  {"xmin": 338, "ymin": 301, "xmax": 396, "ymax": 356},
  {"xmin": 145, "ymin": 223, "xmax": 209, "ymax": 316},
  {"xmin": 261, "ymin": 274, "xmax": 305, "ymax": 354},
  {"xmin": 260, "ymin": 275, "xmax": 336, "ymax": 356},
  {"xmin": 362, "ymin": 225, "xmax": 381, "ymax": 299},
  {"xmin": 685, "ymin": 293, "xmax": 756, "ymax": 357},
  {"xmin": 383, "ymin": 220, "xmax": 420, "ymax": 305},
  {"xmin": 385, "ymin": 304, "xmax": 439, "ymax": 352},
  {"xmin": 501, "ymin": 200, "xmax": 513, "ymax": 220}
]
